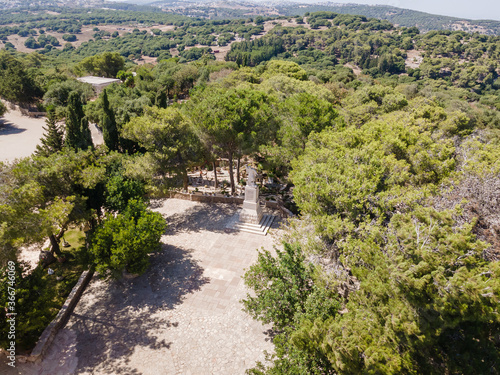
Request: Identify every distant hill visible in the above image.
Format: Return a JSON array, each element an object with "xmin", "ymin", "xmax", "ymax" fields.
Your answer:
[
  {"xmin": 278, "ymin": 3, "xmax": 500, "ymax": 35},
  {"xmin": 151, "ymin": 0, "xmax": 500, "ymax": 35},
  {"xmin": 2, "ymin": 0, "xmax": 500, "ymax": 35},
  {"xmin": 0, "ymin": 0, "xmax": 106, "ymax": 9},
  {"xmin": 0, "ymin": 0, "xmax": 164, "ymax": 12}
]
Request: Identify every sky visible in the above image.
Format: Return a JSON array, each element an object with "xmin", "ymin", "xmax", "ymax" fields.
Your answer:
[{"xmin": 320, "ymin": 0, "xmax": 500, "ymax": 21}]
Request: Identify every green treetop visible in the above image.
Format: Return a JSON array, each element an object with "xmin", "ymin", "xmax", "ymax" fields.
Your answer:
[
  {"xmin": 299, "ymin": 208, "xmax": 500, "ymax": 374},
  {"xmin": 189, "ymin": 85, "xmax": 275, "ymax": 194},
  {"xmin": 122, "ymin": 106, "xmax": 202, "ymax": 191},
  {"xmin": 36, "ymin": 107, "xmax": 64, "ymax": 157},
  {"xmin": 90, "ymin": 199, "xmax": 166, "ymax": 279},
  {"xmin": 101, "ymin": 89, "xmax": 119, "ymax": 151}
]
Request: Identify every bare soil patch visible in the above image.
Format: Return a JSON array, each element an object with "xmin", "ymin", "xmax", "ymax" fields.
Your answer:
[
  {"xmin": 2, "ymin": 24, "xmax": 176, "ymax": 53},
  {"xmin": 405, "ymin": 49, "xmax": 424, "ymax": 69},
  {"xmin": 262, "ymin": 19, "xmax": 309, "ymax": 33},
  {"xmin": 345, "ymin": 63, "xmax": 362, "ymax": 76},
  {"xmin": 134, "ymin": 55, "xmax": 158, "ymax": 65},
  {"xmin": 214, "ymin": 44, "xmax": 233, "ymax": 61}
]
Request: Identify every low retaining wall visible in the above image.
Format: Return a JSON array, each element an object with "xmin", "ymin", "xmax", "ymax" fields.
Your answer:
[
  {"xmin": 25, "ymin": 269, "xmax": 94, "ymax": 362},
  {"xmin": 166, "ymin": 191, "xmax": 295, "ymax": 217},
  {"xmin": 168, "ymin": 191, "xmax": 244, "ymax": 205},
  {"xmin": 19, "ymin": 108, "xmax": 46, "ymax": 118},
  {"xmin": 275, "ymin": 203, "xmax": 296, "ymax": 219}
]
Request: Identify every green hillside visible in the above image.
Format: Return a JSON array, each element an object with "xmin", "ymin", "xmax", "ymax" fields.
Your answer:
[{"xmin": 279, "ymin": 3, "xmax": 500, "ymax": 35}]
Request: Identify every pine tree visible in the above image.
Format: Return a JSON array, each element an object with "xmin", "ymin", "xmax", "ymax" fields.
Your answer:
[
  {"xmin": 155, "ymin": 90, "xmax": 167, "ymax": 109},
  {"xmin": 65, "ymin": 91, "xmax": 93, "ymax": 151},
  {"xmin": 101, "ymin": 89, "xmax": 119, "ymax": 151},
  {"xmin": 35, "ymin": 108, "xmax": 64, "ymax": 156}
]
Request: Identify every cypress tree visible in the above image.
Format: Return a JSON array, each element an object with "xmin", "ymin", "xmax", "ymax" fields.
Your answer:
[
  {"xmin": 101, "ymin": 89, "xmax": 119, "ymax": 151},
  {"xmin": 65, "ymin": 91, "xmax": 93, "ymax": 150},
  {"xmin": 80, "ymin": 116, "xmax": 93, "ymax": 150},
  {"xmin": 35, "ymin": 107, "xmax": 64, "ymax": 156},
  {"xmin": 155, "ymin": 90, "xmax": 167, "ymax": 109},
  {"xmin": 65, "ymin": 92, "xmax": 81, "ymax": 150}
]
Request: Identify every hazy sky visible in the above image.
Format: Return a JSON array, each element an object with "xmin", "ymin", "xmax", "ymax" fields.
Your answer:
[{"xmin": 322, "ymin": 0, "xmax": 500, "ymax": 21}]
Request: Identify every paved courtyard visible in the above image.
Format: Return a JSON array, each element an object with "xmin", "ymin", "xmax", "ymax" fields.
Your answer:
[{"xmin": 2, "ymin": 199, "xmax": 281, "ymax": 375}]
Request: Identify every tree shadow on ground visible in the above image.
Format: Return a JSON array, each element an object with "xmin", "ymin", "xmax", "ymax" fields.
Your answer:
[
  {"xmin": 149, "ymin": 199, "xmax": 166, "ymax": 209},
  {"xmin": 0, "ymin": 119, "xmax": 26, "ymax": 135},
  {"xmin": 262, "ymin": 328, "xmax": 280, "ymax": 343},
  {"xmin": 164, "ymin": 202, "xmax": 239, "ymax": 234},
  {"xmin": 69, "ymin": 244, "xmax": 208, "ymax": 374}
]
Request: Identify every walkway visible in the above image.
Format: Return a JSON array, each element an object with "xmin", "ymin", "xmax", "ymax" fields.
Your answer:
[
  {"xmin": 0, "ymin": 107, "xmax": 45, "ymax": 162},
  {"xmin": 2, "ymin": 199, "xmax": 280, "ymax": 374}
]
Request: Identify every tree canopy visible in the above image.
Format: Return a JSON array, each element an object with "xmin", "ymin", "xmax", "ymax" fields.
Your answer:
[
  {"xmin": 0, "ymin": 7, "xmax": 499, "ymax": 370},
  {"xmin": 90, "ymin": 199, "xmax": 166, "ymax": 279},
  {"xmin": 122, "ymin": 106, "xmax": 201, "ymax": 191},
  {"xmin": 189, "ymin": 85, "xmax": 275, "ymax": 193}
]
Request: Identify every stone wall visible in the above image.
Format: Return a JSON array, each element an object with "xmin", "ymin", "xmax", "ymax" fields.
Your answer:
[
  {"xmin": 167, "ymin": 191, "xmax": 244, "ymax": 204},
  {"xmin": 166, "ymin": 191, "xmax": 293, "ymax": 215}
]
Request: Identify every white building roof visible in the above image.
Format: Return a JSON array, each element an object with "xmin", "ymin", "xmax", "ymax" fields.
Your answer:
[{"xmin": 77, "ymin": 76, "xmax": 121, "ymax": 85}]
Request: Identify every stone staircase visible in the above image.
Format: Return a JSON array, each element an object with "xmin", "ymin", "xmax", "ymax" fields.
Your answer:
[{"xmin": 233, "ymin": 214, "xmax": 275, "ymax": 235}]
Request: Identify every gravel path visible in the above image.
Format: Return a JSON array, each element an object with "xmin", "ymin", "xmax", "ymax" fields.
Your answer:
[
  {"xmin": 0, "ymin": 107, "xmax": 103, "ymax": 163},
  {"xmin": 0, "ymin": 108, "xmax": 45, "ymax": 162},
  {"xmin": 1, "ymin": 199, "xmax": 280, "ymax": 374}
]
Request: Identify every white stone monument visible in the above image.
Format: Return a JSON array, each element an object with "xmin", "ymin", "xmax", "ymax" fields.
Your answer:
[{"xmin": 239, "ymin": 165, "xmax": 263, "ymax": 224}]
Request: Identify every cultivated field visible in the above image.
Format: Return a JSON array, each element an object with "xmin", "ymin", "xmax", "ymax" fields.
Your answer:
[{"xmin": 2, "ymin": 18, "xmax": 316, "ymax": 62}]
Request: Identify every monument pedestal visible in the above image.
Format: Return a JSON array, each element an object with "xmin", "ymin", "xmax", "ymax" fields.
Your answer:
[
  {"xmin": 239, "ymin": 186, "xmax": 263, "ymax": 224},
  {"xmin": 233, "ymin": 166, "xmax": 275, "ymax": 235}
]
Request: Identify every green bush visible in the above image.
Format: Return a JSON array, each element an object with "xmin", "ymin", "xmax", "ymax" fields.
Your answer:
[
  {"xmin": 90, "ymin": 199, "xmax": 166, "ymax": 279},
  {"xmin": 0, "ymin": 262, "xmax": 58, "ymax": 351},
  {"xmin": 62, "ymin": 34, "xmax": 77, "ymax": 42}
]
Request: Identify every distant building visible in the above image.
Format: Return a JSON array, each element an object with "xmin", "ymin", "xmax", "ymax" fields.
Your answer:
[{"xmin": 77, "ymin": 76, "xmax": 121, "ymax": 93}]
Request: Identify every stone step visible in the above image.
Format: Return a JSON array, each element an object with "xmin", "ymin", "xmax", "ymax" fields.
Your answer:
[{"xmin": 234, "ymin": 214, "xmax": 275, "ymax": 235}]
